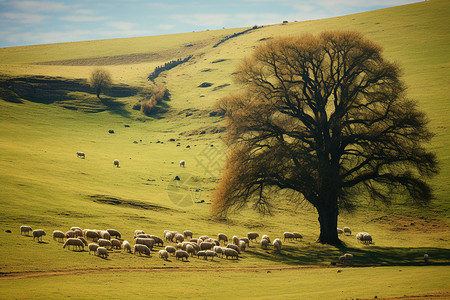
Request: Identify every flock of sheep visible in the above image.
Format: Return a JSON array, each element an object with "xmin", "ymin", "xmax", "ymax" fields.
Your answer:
[{"xmin": 20, "ymin": 225, "xmax": 373, "ymax": 266}]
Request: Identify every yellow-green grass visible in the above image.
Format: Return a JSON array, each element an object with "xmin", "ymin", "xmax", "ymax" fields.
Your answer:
[
  {"xmin": 0, "ymin": 266, "xmax": 448, "ymax": 300},
  {"xmin": 0, "ymin": 0, "xmax": 449, "ymax": 298}
]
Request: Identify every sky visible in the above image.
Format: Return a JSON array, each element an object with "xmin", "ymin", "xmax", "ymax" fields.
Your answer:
[{"xmin": 0, "ymin": 0, "xmax": 423, "ymax": 48}]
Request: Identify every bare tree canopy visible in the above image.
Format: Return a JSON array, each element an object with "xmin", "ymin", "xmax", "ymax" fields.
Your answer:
[
  {"xmin": 212, "ymin": 31, "xmax": 439, "ymax": 245},
  {"xmin": 89, "ymin": 68, "xmax": 112, "ymax": 99}
]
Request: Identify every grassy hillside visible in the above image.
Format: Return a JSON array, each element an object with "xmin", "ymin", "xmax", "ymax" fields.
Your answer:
[{"xmin": 0, "ymin": 0, "xmax": 449, "ymax": 298}]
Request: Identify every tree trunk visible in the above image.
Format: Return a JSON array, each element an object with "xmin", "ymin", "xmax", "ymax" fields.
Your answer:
[{"xmin": 315, "ymin": 194, "xmax": 341, "ymax": 246}]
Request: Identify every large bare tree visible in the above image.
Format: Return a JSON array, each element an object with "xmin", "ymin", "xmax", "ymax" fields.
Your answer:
[{"xmin": 212, "ymin": 31, "xmax": 438, "ymax": 245}]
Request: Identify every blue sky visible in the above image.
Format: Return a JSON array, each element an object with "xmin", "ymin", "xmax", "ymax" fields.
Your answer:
[{"xmin": 0, "ymin": 0, "xmax": 423, "ymax": 48}]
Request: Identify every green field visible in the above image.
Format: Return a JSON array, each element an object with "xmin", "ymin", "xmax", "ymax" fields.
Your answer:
[{"xmin": 0, "ymin": 0, "xmax": 449, "ymax": 298}]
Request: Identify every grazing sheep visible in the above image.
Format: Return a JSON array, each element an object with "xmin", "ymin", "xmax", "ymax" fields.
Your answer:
[
  {"xmin": 261, "ymin": 235, "xmax": 271, "ymax": 243},
  {"xmin": 65, "ymin": 230, "xmax": 77, "ymax": 239},
  {"xmin": 247, "ymin": 232, "xmax": 259, "ymax": 243},
  {"xmin": 261, "ymin": 238, "xmax": 269, "ymax": 249},
  {"xmin": 356, "ymin": 232, "xmax": 373, "ymax": 244},
  {"xmin": 78, "ymin": 237, "xmax": 88, "ymax": 246},
  {"xmin": 20, "ymin": 225, "xmax": 32, "ymax": 235},
  {"xmin": 186, "ymin": 244, "xmax": 196, "ymax": 257},
  {"xmin": 111, "ymin": 239, "xmax": 122, "ymax": 250},
  {"xmin": 98, "ymin": 238, "xmax": 112, "ymax": 249},
  {"xmin": 85, "ymin": 230, "xmax": 99, "ymax": 241},
  {"xmin": 174, "ymin": 233, "xmax": 185, "ymax": 243},
  {"xmin": 339, "ymin": 253, "xmax": 354, "ymax": 266},
  {"xmin": 32, "ymin": 229, "xmax": 46, "ymax": 241},
  {"xmin": 239, "ymin": 237, "xmax": 250, "ymax": 247},
  {"xmin": 218, "ymin": 233, "xmax": 228, "ymax": 245},
  {"xmin": 343, "ymin": 227, "xmax": 352, "ymax": 236},
  {"xmin": 88, "ymin": 243, "xmax": 99, "ymax": 255},
  {"xmin": 71, "ymin": 226, "xmax": 82, "ymax": 232},
  {"xmin": 227, "ymin": 243, "xmax": 241, "ymax": 254},
  {"xmin": 424, "ymin": 254, "xmax": 429, "ymax": 264},
  {"xmin": 204, "ymin": 238, "xmax": 220, "ymax": 246},
  {"xmin": 76, "ymin": 152, "xmax": 85, "ymax": 159},
  {"xmin": 149, "ymin": 235, "xmax": 164, "ymax": 247},
  {"xmin": 273, "ymin": 238, "xmax": 282, "ymax": 252},
  {"xmin": 165, "ymin": 231, "xmax": 175, "ymax": 242},
  {"xmin": 113, "ymin": 159, "xmax": 120, "ymax": 168},
  {"xmin": 200, "ymin": 242, "xmax": 215, "ymax": 251},
  {"xmin": 283, "ymin": 232, "xmax": 294, "ymax": 242},
  {"xmin": 52, "ymin": 230, "xmax": 65, "ymax": 242},
  {"xmin": 123, "ymin": 240, "xmax": 132, "ymax": 253},
  {"xmin": 134, "ymin": 230, "xmax": 145, "ymax": 238},
  {"xmin": 293, "ymin": 232, "xmax": 303, "ymax": 240},
  {"xmin": 165, "ymin": 246, "xmax": 176, "ymax": 256},
  {"xmin": 238, "ymin": 240, "xmax": 246, "ymax": 252},
  {"xmin": 106, "ymin": 229, "xmax": 121, "ymax": 239},
  {"xmin": 135, "ymin": 238, "xmax": 155, "ymax": 251},
  {"xmin": 190, "ymin": 238, "xmax": 199, "ymax": 243},
  {"xmin": 214, "ymin": 246, "xmax": 225, "ymax": 258},
  {"xmin": 337, "ymin": 228, "xmax": 344, "ymax": 235},
  {"xmin": 99, "ymin": 231, "xmax": 111, "ymax": 240},
  {"xmin": 197, "ymin": 250, "xmax": 207, "ymax": 259},
  {"xmin": 63, "ymin": 238, "xmax": 85, "ymax": 251},
  {"xmin": 223, "ymin": 248, "xmax": 239, "ymax": 260},
  {"xmin": 175, "ymin": 250, "xmax": 189, "ymax": 261},
  {"xmin": 205, "ymin": 250, "xmax": 218, "ymax": 261},
  {"xmin": 179, "ymin": 160, "xmax": 185, "ymax": 167},
  {"xmin": 159, "ymin": 250, "xmax": 169, "ymax": 260},
  {"xmin": 232, "ymin": 236, "xmax": 240, "ymax": 246},
  {"xmin": 183, "ymin": 230, "xmax": 193, "ymax": 239},
  {"xmin": 97, "ymin": 247, "xmax": 109, "ymax": 258},
  {"xmin": 134, "ymin": 244, "xmax": 150, "ymax": 256},
  {"xmin": 199, "ymin": 235, "xmax": 209, "ymax": 241}
]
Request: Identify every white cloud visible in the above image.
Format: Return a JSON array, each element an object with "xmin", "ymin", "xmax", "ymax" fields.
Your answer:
[
  {"xmin": 10, "ymin": 1, "xmax": 71, "ymax": 12},
  {"xmin": 107, "ymin": 22, "xmax": 136, "ymax": 31},
  {"xmin": 1, "ymin": 12, "xmax": 46, "ymax": 24},
  {"xmin": 60, "ymin": 15, "xmax": 109, "ymax": 22}
]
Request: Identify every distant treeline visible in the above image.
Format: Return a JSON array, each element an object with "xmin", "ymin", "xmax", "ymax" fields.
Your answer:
[
  {"xmin": 213, "ymin": 26, "xmax": 259, "ymax": 48},
  {"xmin": 147, "ymin": 56, "xmax": 192, "ymax": 82}
]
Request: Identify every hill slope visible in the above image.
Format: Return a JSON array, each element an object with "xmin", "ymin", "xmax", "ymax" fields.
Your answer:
[{"xmin": 0, "ymin": 0, "xmax": 448, "ymax": 278}]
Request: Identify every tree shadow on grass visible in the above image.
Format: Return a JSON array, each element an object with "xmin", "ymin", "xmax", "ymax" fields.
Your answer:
[
  {"xmin": 99, "ymin": 96, "xmax": 131, "ymax": 118},
  {"xmin": 247, "ymin": 244, "xmax": 450, "ymax": 267}
]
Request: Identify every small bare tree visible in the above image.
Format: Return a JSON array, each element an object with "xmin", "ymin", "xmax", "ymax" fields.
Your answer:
[{"xmin": 89, "ymin": 68, "xmax": 112, "ymax": 99}]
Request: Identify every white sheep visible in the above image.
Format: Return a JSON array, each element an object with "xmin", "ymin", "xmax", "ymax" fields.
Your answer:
[
  {"xmin": 52, "ymin": 230, "xmax": 65, "ymax": 242},
  {"xmin": 134, "ymin": 244, "xmax": 150, "ymax": 256},
  {"xmin": 88, "ymin": 243, "xmax": 99, "ymax": 255},
  {"xmin": 238, "ymin": 240, "xmax": 246, "ymax": 252},
  {"xmin": 179, "ymin": 160, "xmax": 185, "ymax": 167},
  {"xmin": 273, "ymin": 238, "xmax": 282, "ymax": 252},
  {"xmin": 223, "ymin": 248, "xmax": 239, "ymax": 260},
  {"xmin": 149, "ymin": 235, "xmax": 164, "ymax": 246},
  {"xmin": 174, "ymin": 233, "xmax": 185, "ymax": 243},
  {"xmin": 63, "ymin": 238, "xmax": 85, "ymax": 251},
  {"xmin": 337, "ymin": 228, "xmax": 344, "ymax": 235},
  {"xmin": 261, "ymin": 235, "xmax": 271, "ymax": 243},
  {"xmin": 343, "ymin": 227, "xmax": 352, "ymax": 236},
  {"xmin": 356, "ymin": 232, "xmax": 372, "ymax": 244},
  {"xmin": 213, "ymin": 246, "xmax": 225, "ymax": 258},
  {"xmin": 78, "ymin": 237, "xmax": 88, "ymax": 246},
  {"xmin": 232, "ymin": 235, "xmax": 240, "ymax": 246},
  {"xmin": 97, "ymin": 246, "xmax": 109, "ymax": 258},
  {"xmin": 113, "ymin": 159, "xmax": 120, "ymax": 168},
  {"xmin": 186, "ymin": 244, "xmax": 196, "ymax": 257},
  {"xmin": 71, "ymin": 226, "xmax": 82, "ymax": 232},
  {"xmin": 98, "ymin": 238, "xmax": 112, "ymax": 249},
  {"xmin": 205, "ymin": 250, "xmax": 218, "ymax": 261},
  {"xmin": 20, "ymin": 225, "xmax": 32, "ymax": 235},
  {"xmin": 175, "ymin": 250, "xmax": 189, "ymax": 261},
  {"xmin": 106, "ymin": 229, "xmax": 121, "ymax": 239},
  {"xmin": 110, "ymin": 238, "xmax": 122, "ymax": 250},
  {"xmin": 123, "ymin": 240, "xmax": 132, "ymax": 253},
  {"xmin": 261, "ymin": 238, "xmax": 269, "ymax": 249},
  {"xmin": 227, "ymin": 243, "xmax": 241, "ymax": 254},
  {"xmin": 32, "ymin": 229, "xmax": 46, "ymax": 241},
  {"xmin": 165, "ymin": 231, "xmax": 175, "ymax": 242},
  {"xmin": 183, "ymin": 230, "xmax": 193, "ymax": 239},
  {"xmin": 339, "ymin": 253, "xmax": 354, "ymax": 266},
  {"xmin": 200, "ymin": 242, "xmax": 215, "ymax": 251},
  {"xmin": 239, "ymin": 237, "xmax": 250, "ymax": 247},
  {"xmin": 134, "ymin": 230, "xmax": 145, "ymax": 238},
  {"xmin": 247, "ymin": 232, "xmax": 259, "ymax": 243},
  {"xmin": 76, "ymin": 152, "xmax": 85, "ymax": 159},
  {"xmin": 283, "ymin": 232, "xmax": 294, "ymax": 241},
  {"xmin": 135, "ymin": 238, "xmax": 155, "ymax": 251},
  {"xmin": 217, "ymin": 233, "xmax": 228, "ymax": 245},
  {"xmin": 424, "ymin": 254, "xmax": 429, "ymax": 264},
  {"xmin": 159, "ymin": 250, "xmax": 169, "ymax": 260},
  {"xmin": 99, "ymin": 231, "xmax": 111, "ymax": 240},
  {"xmin": 165, "ymin": 245, "xmax": 176, "ymax": 256},
  {"xmin": 199, "ymin": 235, "xmax": 209, "ymax": 241},
  {"xmin": 293, "ymin": 232, "xmax": 303, "ymax": 240},
  {"xmin": 85, "ymin": 230, "xmax": 100, "ymax": 241}
]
